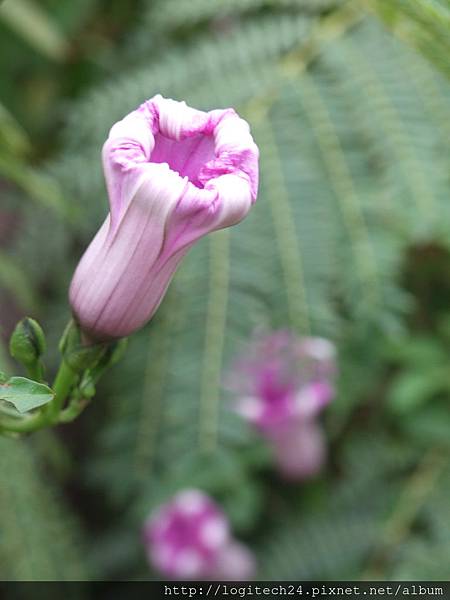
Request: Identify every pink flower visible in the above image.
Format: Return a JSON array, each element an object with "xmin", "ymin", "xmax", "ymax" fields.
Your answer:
[
  {"xmin": 70, "ymin": 95, "xmax": 259, "ymax": 341},
  {"xmin": 143, "ymin": 489, "xmax": 255, "ymax": 580},
  {"xmin": 229, "ymin": 331, "xmax": 336, "ymax": 480},
  {"xmin": 230, "ymin": 331, "xmax": 336, "ymax": 433}
]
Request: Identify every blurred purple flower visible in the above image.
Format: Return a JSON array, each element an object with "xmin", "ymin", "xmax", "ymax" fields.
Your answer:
[
  {"xmin": 70, "ymin": 94, "xmax": 259, "ymax": 341},
  {"xmin": 229, "ymin": 331, "xmax": 336, "ymax": 479},
  {"xmin": 143, "ymin": 489, "xmax": 256, "ymax": 580},
  {"xmin": 230, "ymin": 331, "xmax": 336, "ymax": 432}
]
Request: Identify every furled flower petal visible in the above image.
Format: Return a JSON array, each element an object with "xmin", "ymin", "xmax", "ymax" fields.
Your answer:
[
  {"xmin": 143, "ymin": 489, "xmax": 255, "ymax": 580},
  {"xmin": 70, "ymin": 95, "xmax": 259, "ymax": 341}
]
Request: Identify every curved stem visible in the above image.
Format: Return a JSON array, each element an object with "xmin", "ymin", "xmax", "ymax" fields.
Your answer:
[
  {"xmin": 59, "ymin": 397, "xmax": 90, "ymax": 423},
  {"xmin": 0, "ymin": 410, "xmax": 48, "ymax": 433},
  {"xmin": 361, "ymin": 447, "xmax": 446, "ymax": 579},
  {"xmin": 47, "ymin": 360, "xmax": 78, "ymax": 422}
]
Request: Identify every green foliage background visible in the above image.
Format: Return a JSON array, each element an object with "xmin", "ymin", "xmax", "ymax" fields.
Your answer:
[{"xmin": 0, "ymin": 0, "xmax": 449, "ymax": 582}]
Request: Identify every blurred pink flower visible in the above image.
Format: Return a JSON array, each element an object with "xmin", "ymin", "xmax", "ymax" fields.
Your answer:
[
  {"xmin": 70, "ymin": 94, "xmax": 259, "ymax": 341},
  {"xmin": 229, "ymin": 331, "xmax": 336, "ymax": 480},
  {"xmin": 143, "ymin": 489, "xmax": 255, "ymax": 580},
  {"xmin": 230, "ymin": 331, "xmax": 336, "ymax": 433}
]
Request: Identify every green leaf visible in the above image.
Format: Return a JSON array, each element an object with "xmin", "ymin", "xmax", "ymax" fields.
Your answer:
[
  {"xmin": 370, "ymin": 0, "xmax": 450, "ymax": 80},
  {"xmin": 0, "ymin": 251, "xmax": 36, "ymax": 310},
  {"xmin": 0, "ymin": 102, "xmax": 30, "ymax": 157},
  {"xmin": 388, "ymin": 369, "xmax": 447, "ymax": 414},
  {"xmin": 0, "ymin": 339, "xmax": 12, "ymax": 378},
  {"xmin": 0, "ymin": 155, "xmax": 72, "ymax": 218},
  {"xmin": 402, "ymin": 406, "xmax": 450, "ymax": 445},
  {"xmin": 0, "ymin": 436, "xmax": 89, "ymax": 580},
  {"xmin": 0, "ymin": 376, "xmax": 54, "ymax": 413},
  {"xmin": 384, "ymin": 336, "xmax": 447, "ymax": 368}
]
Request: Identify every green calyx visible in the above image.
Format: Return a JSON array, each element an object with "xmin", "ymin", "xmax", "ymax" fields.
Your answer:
[{"xmin": 59, "ymin": 320, "xmax": 108, "ymax": 373}]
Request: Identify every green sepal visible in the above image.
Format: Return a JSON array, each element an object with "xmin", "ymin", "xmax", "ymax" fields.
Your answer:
[
  {"xmin": 59, "ymin": 320, "xmax": 108, "ymax": 373},
  {"xmin": 9, "ymin": 317, "xmax": 46, "ymax": 367},
  {"xmin": 77, "ymin": 372, "xmax": 96, "ymax": 400},
  {"xmin": 105, "ymin": 337, "xmax": 128, "ymax": 367},
  {"xmin": 0, "ymin": 371, "xmax": 8, "ymax": 384},
  {"xmin": 0, "ymin": 376, "xmax": 54, "ymax": 413},
  {"xmin": 90, "ymin": 337, "xmax": 128, "ymax": 381}
]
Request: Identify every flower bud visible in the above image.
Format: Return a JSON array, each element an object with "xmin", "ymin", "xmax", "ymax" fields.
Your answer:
[
  {"xmin": 70, "ymin": 94, "xmax": 259, "ymax": 341},
  {"xmin": 9, "ymin": 317, "xmax": 46, "ymax": 367},
  {"xmin": 78, "ymin": 375, "xmax": 96, "ymax": 399}
]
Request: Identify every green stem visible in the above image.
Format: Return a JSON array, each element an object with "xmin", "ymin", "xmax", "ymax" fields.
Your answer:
[
  {"xmin": 59, "ymin": 397, "xmax": 90, "ymax": 423},
  {"xmin": 0, "ymin": 410, "xmax": 48, "ymax": 433},
  {"xmin": 47, "ymin": 360, "xmax": 78, "ymax": 422}
]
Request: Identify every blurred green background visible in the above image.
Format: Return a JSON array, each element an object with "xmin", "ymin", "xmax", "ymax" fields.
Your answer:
[{"xmin": 0, "ymin": 0, "xmax": 449, "ymax": 582}]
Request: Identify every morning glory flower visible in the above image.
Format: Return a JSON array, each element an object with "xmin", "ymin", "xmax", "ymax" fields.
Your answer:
[{"xmin": 70, "ymin": 95, "xmax": 259, "ymax": 341}]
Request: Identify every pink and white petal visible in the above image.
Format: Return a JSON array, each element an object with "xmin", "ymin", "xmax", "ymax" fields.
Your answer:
[
  {"xmin": 272, "ymin": 422, "xmax": 326, "ymax": 480},
  {"xmin": 205, "ymin": 174, "xmax": 253, "ymax": 230},
  {"xmin": 213, "ymin": 541, "xmax": 256, "ymax": 580},
  {"xmin": 293, "ymin": 381, "xmax": 334, "ymax": 419},
  {"xmin": 173, "ymin": 549, "xmax": 206, "ymax": 579},
  {"xmin": 300, "ymin": 337, "xmax": 336, "ymax": 362},
  {"xmin": 71, "ymin": 163, "xmax": 186, "ymax": 339},
  {"xmin": 235, "ymin": 396, "xmax": 265, "ymax": 424},
  {"xmin": 102, "ymin": 110, "xmax": 156, "ymax": 227},
  {"xmin": 69, "ymin": 216, "xmax": 110, "ymax": 306},
  {"xmin": 151, "ymin": 95, "xmax": 209, "ymax": 141},
  {"xmin": 199, "ymin": 515, "xmax": 230, "ymax": 550},
  {"xmin": 175, "ymin": 489, "xmax": 209, "ymax": 516}
]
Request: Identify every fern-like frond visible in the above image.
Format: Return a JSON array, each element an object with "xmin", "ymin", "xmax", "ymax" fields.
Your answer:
[
  {"xmin": 369, "ymin": 0, "xmax": 450, "ymax": 80},
  {"xmin": 258, "ymin": 434, "xmax": 416, "ymax": 579},
  {"xmin": 6, "ymin": 0, "xmax": 448, "ymax": 580},
  {"xmin": 46, "ymin": 6, "xmax": 450, "ymax": 513},
  {"xmin": 0, "ymin": 437, "xmax": 88, "ymax": 580}
]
